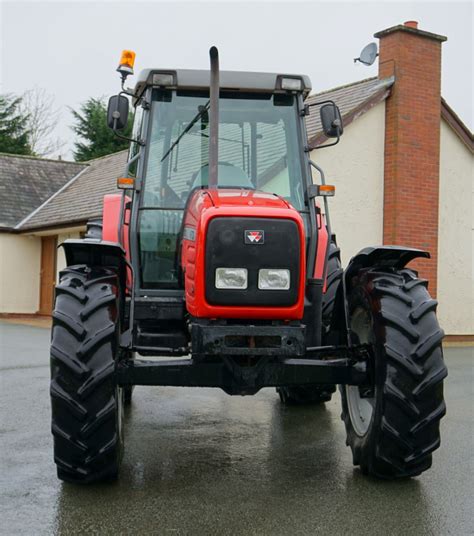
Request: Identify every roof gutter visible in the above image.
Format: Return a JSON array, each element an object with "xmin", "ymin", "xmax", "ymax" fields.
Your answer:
[{"xmin": 17, "ymin": 220, "xmax": 89, "ymax": 235}]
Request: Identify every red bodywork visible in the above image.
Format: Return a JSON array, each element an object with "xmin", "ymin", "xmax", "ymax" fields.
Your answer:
[
  {"xmin": 181, "ymin": 189, "xmax": 307, "ymax": 320},
  {"xmin": 102, "ymin": 190, "xmax": 330, "ymax": 309},
  {"xmin": 102, "ymin": 194, "xmax": 132, "ymax": 289}
]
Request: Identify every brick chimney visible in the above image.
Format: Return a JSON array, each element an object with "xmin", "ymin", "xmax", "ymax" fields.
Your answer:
[{"xmin": 375, "ymin": 21, "xmax": 447, "ymax": 296}]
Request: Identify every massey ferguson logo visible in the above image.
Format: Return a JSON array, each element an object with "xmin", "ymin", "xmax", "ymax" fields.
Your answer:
[{"xmin": 245, "ymin": 230, "xmax": 264, "ymax": 244}]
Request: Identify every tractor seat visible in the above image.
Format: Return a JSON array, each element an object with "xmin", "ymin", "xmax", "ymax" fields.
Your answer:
[{"xmin": 192, "ymin": 162, "xmax": 253, "ymax": 189}]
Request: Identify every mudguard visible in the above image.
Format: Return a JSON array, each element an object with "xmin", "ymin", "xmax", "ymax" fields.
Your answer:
[
  {"xmin": 344, "ymin": 246, "xmax": 430, "ymax": 282},
  {"xmin": 61, "ymin": 239, "xmax": 128, "ymax": 294},
  {"xmin": 329, "ymin": 246, "xmax": 430, "ymax": 345}
]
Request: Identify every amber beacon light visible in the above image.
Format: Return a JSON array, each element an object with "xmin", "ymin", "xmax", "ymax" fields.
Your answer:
[{"xmin": 117, "ymin": 50, "xmax": 136, "ymax": 80}]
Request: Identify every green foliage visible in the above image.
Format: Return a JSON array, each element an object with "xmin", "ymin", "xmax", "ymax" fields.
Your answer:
[
  {"xmin": 71, "ymin": 97, "xmax": 133, "ymax": 162},
  {"xmin": 0, "ymin": 94, "xmax": 33, "ymax": 155}
]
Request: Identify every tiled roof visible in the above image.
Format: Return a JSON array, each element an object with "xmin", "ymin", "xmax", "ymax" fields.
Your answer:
[
  {"xmin": 305, "ymin": 76, "xmax": 394, "ymax": 142},
  {"xmin": 0, "ymin": 154, "xmax": 85, "ymax": 229},
  {"xmin": 21, "ymin": 151, "xmax": 127, "ymax": 230}
]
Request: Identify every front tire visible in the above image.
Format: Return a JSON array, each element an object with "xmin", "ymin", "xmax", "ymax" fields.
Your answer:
[
  {"xmin": 341, "ymin": 268, "xmax": 447, "ymax": 478},
  {"xmin": 50, "ymin": 266, "xmax": 124, "ymax": 483}
]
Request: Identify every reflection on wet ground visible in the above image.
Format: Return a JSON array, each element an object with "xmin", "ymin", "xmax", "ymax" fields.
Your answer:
[{"xmin": 0, "ymin": 322, "xmax": 472, "ymax": 535}]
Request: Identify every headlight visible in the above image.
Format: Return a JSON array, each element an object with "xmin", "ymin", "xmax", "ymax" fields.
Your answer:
[
  {"xmin": 215, "ymin": 268, "xmax": 248, "ymax": 289},
  {"xmin": 258, "ymin": 269, "xmax": 290, "ymax": 290}
]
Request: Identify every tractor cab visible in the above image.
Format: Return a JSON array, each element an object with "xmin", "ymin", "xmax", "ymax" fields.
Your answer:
[{"xmin": 127, "ymin": 69, "xmax": 313, "ymax": 290}]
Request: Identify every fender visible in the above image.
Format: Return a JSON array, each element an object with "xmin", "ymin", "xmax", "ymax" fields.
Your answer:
[
  {"xmin": 329, "ymin": 246, "xmax": 430, "ymax": 345},
  {"xmin": 61, "ymin": 239, "xmax": 128, "ymax": 295},
  {"xmin": 344, "ymin": 246, "xmax": 430, "ymax": 283}
]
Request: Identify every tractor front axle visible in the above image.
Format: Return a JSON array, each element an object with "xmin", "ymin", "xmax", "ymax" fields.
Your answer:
[{"xmin": 116, "ymin": 349, "xmax": 369, "ymax": 396}]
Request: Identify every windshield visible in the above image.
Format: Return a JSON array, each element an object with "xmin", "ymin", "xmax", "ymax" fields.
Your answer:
[
  {"xmin": 142, "ymin": 90, "xmax": 305, "ymax": 209},
  {"xmin": 138, "ymin": 90, "xmax": 305, "ymax": 288}
]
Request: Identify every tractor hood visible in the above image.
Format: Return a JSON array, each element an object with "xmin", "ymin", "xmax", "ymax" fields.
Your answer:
[{"xmin": 181, "ymin": 188, "xmax": 306, "ymax": 320}]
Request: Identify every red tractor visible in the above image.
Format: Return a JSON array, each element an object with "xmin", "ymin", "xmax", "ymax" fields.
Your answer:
[{"xmin": 50, "ymin": 48, "xmax": 447, "ymax": 483}]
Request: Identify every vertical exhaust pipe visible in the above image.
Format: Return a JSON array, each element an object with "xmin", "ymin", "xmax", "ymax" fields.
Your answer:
[{"xmin": 208, "ymin": 46, "xmax": 219, "ymax": 189}]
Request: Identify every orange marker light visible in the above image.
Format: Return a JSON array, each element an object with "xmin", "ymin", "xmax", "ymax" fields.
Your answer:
[
  {"xmin": 318, "ymin": 185, "xmax": 335, "ymax": 197},
  {"xmin": 117, "ymin": 177, "xmax": 135, "ymax": 190}
]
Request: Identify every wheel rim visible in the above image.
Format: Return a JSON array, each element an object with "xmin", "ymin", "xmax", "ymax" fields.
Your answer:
[{"xmin": 346, "ymin": 307, "xmax": 375, "ymax": 437}]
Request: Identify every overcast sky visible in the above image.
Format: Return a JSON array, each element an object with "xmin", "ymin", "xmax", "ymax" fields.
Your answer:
[{"xmin": 0, "ymin": 1, "xmax": 472, "ymax": 159}]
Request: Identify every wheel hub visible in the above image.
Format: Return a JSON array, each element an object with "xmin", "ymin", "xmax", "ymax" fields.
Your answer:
[{"xmin": 346, "ymin": 307, "xmax": 375, "ymax": 436}]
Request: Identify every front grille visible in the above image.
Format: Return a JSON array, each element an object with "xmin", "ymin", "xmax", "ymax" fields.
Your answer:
[{"xmin": 205, "ymin": 217, "xmax": 300, "ymax": 306}]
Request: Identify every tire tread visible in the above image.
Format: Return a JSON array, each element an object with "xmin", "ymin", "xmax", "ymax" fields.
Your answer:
[
  {"xmin": 341, "ymin": 268, "xmax": 446, "ymax": 479},
  {"xmin": 50, "ymin": 265, "xmax": 122, "ymax": 484}
]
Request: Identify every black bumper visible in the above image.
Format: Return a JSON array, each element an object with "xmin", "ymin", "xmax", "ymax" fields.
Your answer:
[{"xmin": 119, "ymin": 321, "xmax": 370, "ymax": 395}]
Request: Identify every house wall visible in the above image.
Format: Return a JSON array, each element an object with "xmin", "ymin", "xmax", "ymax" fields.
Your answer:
[
  {"xmin": 309, "ymin": 102, "xmax": 386, "ymax": 266},
  {"xmin": 437, "ymin": 121, "xmax": 474, "ymax": 334},
  {"xmin": 0, "ymin": 228, "xmax": 83, "ymax": 315},
  {"xmin": 0, "ymin": 233, "xmax": 41, "ymax": 313}
]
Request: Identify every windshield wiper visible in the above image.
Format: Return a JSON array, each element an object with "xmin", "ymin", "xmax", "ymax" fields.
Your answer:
[{"xmin": 161, "ymin": 101, "xmax": 210, "ymax": 163}]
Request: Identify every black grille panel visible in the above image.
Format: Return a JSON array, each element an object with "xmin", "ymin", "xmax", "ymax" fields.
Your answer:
[{"xmin": 205, "ymin": 217, "xmax": 300, "ymax": 306}]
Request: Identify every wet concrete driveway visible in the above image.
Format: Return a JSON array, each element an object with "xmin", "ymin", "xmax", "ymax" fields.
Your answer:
[{"xmin": 0, "ymin": 321, "xmax": 472, "ymax": 535}]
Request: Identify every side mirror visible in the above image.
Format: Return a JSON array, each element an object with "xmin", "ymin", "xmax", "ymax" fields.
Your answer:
[
  {"xmin": 320, "ymin": 103, "xmax": 343, "ymax": 138},
  {"xmin": 107, "ymin": 94, "xmax": 129, "ymax": 130}
]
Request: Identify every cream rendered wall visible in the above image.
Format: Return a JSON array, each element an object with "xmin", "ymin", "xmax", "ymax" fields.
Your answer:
[
  {"xmin": 437, "ymin": 121, "xmax": 474, "ymax": 334},
  {"xmin": 309, "ymin": 102, "xmax": 386, "ymax": 266},
  {"xmin": 0, "ymin": 233, "xmax": 41, "ymax": 313},
  {"xmin": 56, "ymin": 232, "xmax": 82, "ymax": 283}
]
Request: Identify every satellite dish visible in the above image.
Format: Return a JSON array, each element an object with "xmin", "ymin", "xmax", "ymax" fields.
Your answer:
[{"xmin": 354, "ymin": 42, "xmax": 378, "ymax": 66}]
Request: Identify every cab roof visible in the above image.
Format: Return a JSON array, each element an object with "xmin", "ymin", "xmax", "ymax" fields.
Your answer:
[{"xmin": 133, "ymin": 69, "xmax": 312, "ymax": 99}]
